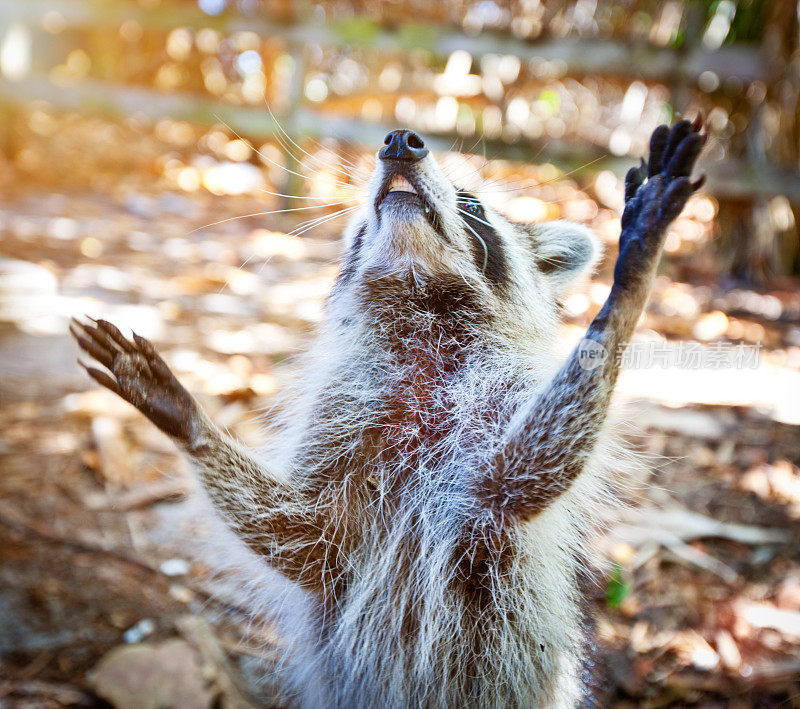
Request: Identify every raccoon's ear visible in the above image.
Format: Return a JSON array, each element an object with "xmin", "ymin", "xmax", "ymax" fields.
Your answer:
[{"xmin": 532, "ymin": 220, "xmax": 602, "ymax": 295}]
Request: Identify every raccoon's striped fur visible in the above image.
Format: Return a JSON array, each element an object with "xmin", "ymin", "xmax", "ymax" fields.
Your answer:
[{"xmin": 73, "ymin": 121, "xmax": 705, "ymax": 708}]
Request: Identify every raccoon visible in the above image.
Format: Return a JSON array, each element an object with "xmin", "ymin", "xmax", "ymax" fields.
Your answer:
[{"xmin": 72, "ymin": 119, "xmax": 705, "ymax": 708}]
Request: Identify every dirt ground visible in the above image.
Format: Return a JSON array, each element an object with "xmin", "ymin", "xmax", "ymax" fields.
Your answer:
[{"xmin": 1, "ymin": 133, "xmax": 799, "ymax": 707}]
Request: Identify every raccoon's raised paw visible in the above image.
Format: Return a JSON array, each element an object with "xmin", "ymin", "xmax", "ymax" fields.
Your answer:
[
  {"xmin": 615, "ymin": 117, "xmax": 705, "ymax": 286},
  {"xmin": 71, "ymin": 317, "xmax": 200, "ymax": 444}
]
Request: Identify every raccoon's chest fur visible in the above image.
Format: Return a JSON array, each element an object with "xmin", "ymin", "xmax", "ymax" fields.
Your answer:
[
  {"xmin": 291, "ymin": 358, "xmax": 584, "ymax": 708},
  {"xmin": 297, "ymin": 326, "xmax": 512, "ymax": 502},
  {"xmin": 285, "ymin": 330, "xmax": 508, "ymax": 584},
  {"xmin": 297, "ymin": 271, "xmax": 513, "ymax": 488},
  {"xmin": 268, "ymin": 290, "xmax": 590, "ymax": 706}
]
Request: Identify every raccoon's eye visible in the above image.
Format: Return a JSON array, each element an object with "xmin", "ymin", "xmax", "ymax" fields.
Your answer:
[{"xmin": 456, "ymin": 190, "xmax": 484, "ymax": 218}]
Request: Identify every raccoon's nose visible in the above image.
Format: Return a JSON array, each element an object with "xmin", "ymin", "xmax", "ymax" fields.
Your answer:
[{"xmin": 379, "ymin": 129, "xmax": 429, "ymax": 161}]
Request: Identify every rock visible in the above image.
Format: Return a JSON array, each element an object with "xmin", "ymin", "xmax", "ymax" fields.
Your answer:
[{"xmin": 88, "ymin": 639, "xmax": 217, "ymax": 709}]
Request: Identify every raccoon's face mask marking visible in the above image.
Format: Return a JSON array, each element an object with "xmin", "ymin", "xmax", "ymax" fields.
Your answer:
[
  {"xmin": 455, "ymin": 190, "xmax": 509, "ymax": 292},
  {"xmin": 337, "ymin": 129, "xmax": 600, "ymax": 310}
]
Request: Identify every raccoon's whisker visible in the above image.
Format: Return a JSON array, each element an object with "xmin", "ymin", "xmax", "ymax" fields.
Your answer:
[
  {"xmin": 438, "ymin": 157, "xmax": 484, "ymax": 189},
  {"xmin": 439, "ymin": 137, "xmax": 463, "ymax": 158},
  {"xmin": 287, "ymin": 206, "xmax": 362, "ymax": 238},
  {"xmin": 288, "ymin": 205, "xmax": 361, "ymax": 233},
  {"xmin": 292, "ymin": 210, "xmax": 361, "ymax": 238},
  {"xmin": 464, "ymin": 133, "xmax": 487, "ymax": 156},
  {"xmin": 217, "ymin": 252, "xmax": 259, "ymax": 295},
  {"xmin": 272, "ymin": 125, "xmax": 369, "ymax": 186},
  {"xmin": 254, "ymin": 187, "xmax": 365, "ymax": 201},
  {"xmin": 439, "ymin": 138, "xmax": 486, "ymax": 184},
  {"xmin": 473, "ymin": 155, "xmax": 607, "ymax": 196},
  {"xmin": 454, "ymin": 206, "xmax": 497, "ymax": 233},
  {"xmin": 299, "ymin": 138, "xmax": 372, "ymax": 183},
  {"xmin": 452, "ymin": 208, "xmax": 489, "ymax": 272},
  {"xmin": 188, "ymin": 202, "xmax": 358, "ymax": 234},
  {"xmin": 451, "ymin": 140, "xmax": 551, "ymax": 197},
  {"xmin": 443, "ymin": 135, "xmax": 492, "ymax": 185},
  {"xmin": 220, "ymin": 206, "xmax": 359, "ymax": 295},
  {"xmin": 320, "ymin": 143, "xmax": 369, "ymax": 174},
  {"xmin": 213, "ymin": 114, "xmax": 362, "ymax": 191},
  {"xmin": 537, "ymin": 155, "xmax": 606, "ymax": 186},
  {"xmin": 265, "ymin": 103, "xmax": 371, "ymax": 182},
  {"xmin": 439, "ymin": 165, "xmax": 474, "ymax": 191}
]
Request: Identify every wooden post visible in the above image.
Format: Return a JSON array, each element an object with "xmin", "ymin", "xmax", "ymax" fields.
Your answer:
[
  {"xmin": 715, "ymin": 0, "xmax": 800, "ymax": 281},
  {"xmin": 279, "ymin": 41, "xmax": 306, "ymax": 209}
]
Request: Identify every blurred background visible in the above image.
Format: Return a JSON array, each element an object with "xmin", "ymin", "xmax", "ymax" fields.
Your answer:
[{"xmin": 1, "ymin": 1, "xmax": 799, "ymax": 707}]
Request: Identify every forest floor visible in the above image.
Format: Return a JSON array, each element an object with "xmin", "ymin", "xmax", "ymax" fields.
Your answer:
[{"xmin": 1, "ymin": 157, "xmax": 799, "ymax": 707}]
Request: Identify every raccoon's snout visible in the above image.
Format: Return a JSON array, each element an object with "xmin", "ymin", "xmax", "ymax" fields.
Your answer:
[
  {"xmin": 374, "ymin": 140, "xmax": 444, "ymax": 236},
  {"xmin": 379, "ymin": 129, "xmax": 429, "ymax": 161}
]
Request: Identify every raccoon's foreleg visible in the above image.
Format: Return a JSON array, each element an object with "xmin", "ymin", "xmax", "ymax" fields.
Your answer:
[
  {"xmin": 481, "ymin": 119, "xmax": 705, "ymax": 520},
  {"xmin": 71, "ymin": 318, "xmax": 327, "ymax": 586}
]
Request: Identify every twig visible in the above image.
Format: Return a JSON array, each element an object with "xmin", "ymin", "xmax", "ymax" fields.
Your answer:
[
  {"xmin": 84, "ymin": 480, "xmax": 190, "ymax": 511},
  {"xmin": 0, "ymin": 679, "xmax": 93, "ymax": 705},
  {"xmin": 607, "ymin": 502, "xmax": 791, "ymax": 580},
  {"xmin": 660, "ymin": 540, "xmax": 739, "ymax": 583}
]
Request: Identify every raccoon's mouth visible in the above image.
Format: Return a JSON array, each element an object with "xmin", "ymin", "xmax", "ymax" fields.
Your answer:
[{"xmin": 376, "ymin": 171, "xmax": 444, "ymax": 237}]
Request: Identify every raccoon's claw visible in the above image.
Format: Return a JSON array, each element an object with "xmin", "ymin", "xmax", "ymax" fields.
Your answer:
[
  {"xmin": 615, "ymin": 118, "xmax": 705, "ymax": 288},
  {"xmin": 71, "ymin": 317, "xmax": 200, "ymax": 444},
  {"xmin": 624, "ymin": 118, "xmax": 705, "ymax": 217},
  {"xmin": 624, "ymin": 117, "xmax": 705, "ymax": 203}
]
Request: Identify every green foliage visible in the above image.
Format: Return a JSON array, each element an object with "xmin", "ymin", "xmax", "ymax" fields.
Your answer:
[
  {"xmin": 606, "ymin": 563, "xmax": 632, "ymax": 610},
  {"xmin": 538, "ymin": 90, "xmax": 560, "ymax": 115},
  {"xmin": 726, "ymin": 0, "xmax": 769, "ymax": 44},
  {"xmin": 699, "ymin": 0, "xmax": 769, "ymax": 45},
  {"xmin": 670, "ymin": 28, "xmax": 685, "ymax": 48},
  {"xmin": 397, "ymin": 23, "xmax": 439, "ymax": 52},
  {"xmin": 658, "ymin": 102, "xmax": 675, "ymax": 125},
  {"xmin": 332, "ymin": 17, "xmax": 381, "ymax": 47}
]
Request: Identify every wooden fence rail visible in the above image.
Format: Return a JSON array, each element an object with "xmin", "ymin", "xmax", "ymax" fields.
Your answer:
[
  {"xmin": 3, "ymin": 73, "xmax": 799, "ymax": 202},
  {"xmin": 0, "ymin": 0, "xmax": 766, "ymax": 84}
]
